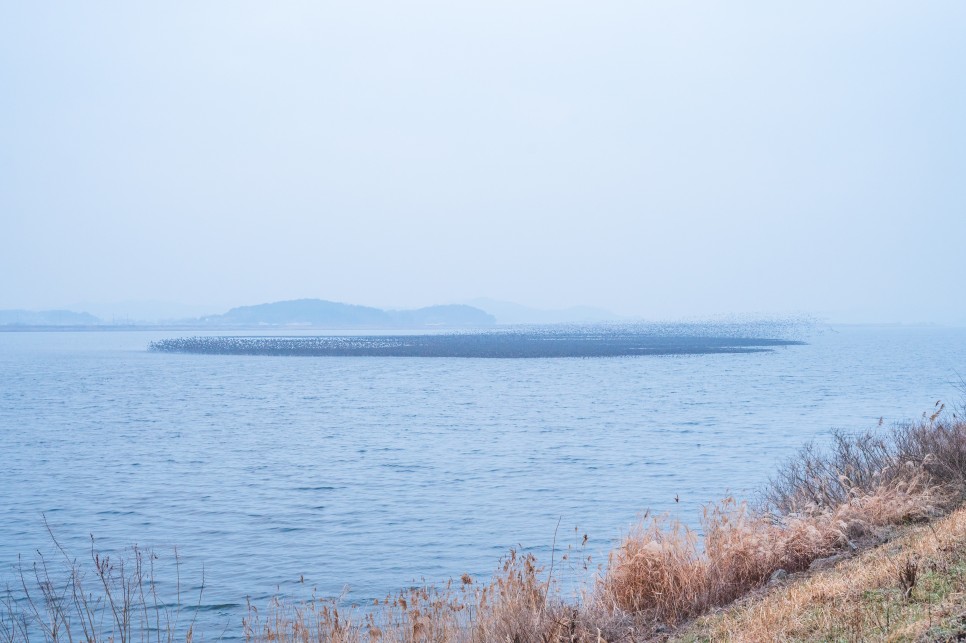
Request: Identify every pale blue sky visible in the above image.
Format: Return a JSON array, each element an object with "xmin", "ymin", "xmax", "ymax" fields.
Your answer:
[{"xmin": 2, "ymin": 2, "xmax": 964, "ymax": 322}]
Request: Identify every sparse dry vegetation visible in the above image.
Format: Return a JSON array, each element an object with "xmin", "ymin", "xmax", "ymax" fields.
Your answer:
[
  {"xmin": 0, "ymin": 527, "xmax": 202, "ymax": 643},
  {"xmin": 602, "ymin": 474, "xmax": 950, "ymax": 629},
  {"xmin": 6, "ymin": 407, "xmax": 966, "ymax": 642},
  {"xmin": 675, "ymin": 501, "xmax": 966, "ymax": 642}
]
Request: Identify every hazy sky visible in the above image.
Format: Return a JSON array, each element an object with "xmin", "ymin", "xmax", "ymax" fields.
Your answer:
[{"xmin": 2, "ymin": 2, "xmax": 964, "ymax": 322}]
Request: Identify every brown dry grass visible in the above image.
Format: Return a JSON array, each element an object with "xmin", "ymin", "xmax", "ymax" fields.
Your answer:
[
  {"xmin": 675, "ymin": 503, "xmax": 966, "ymax": 642},
  {"xmin": 629, "ymin": 410, "xmax": 966, "ymax": 613},
  {"xmin": 242, "ymin": 549, "xmax": 637, "ymax": 643},
  {"xmin": 601, "ymin": 471, "xmax": 953, "ymax": 627}
]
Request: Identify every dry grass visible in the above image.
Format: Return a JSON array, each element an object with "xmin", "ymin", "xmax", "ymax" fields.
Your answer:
[
  {"xmin": 601, "ymin": 474, "xmax": 953, "ymax": 626},
  {"xmin": 242, "ymin": 549, "xmax": 635, "ymax": 643},
  {"xmin": 243, "ymin": 581, "xmax": 468, "ymax": 643},
  {"xmin": 675, "ymin": 503, "xmax": 966, "ymax": 642},
  {"xmin": 598, "ymin": 412, "xmax": 966, "ymax": 631}
]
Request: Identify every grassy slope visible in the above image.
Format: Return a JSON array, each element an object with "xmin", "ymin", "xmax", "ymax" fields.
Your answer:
[{"xmin": 673, "ymin": 505, "xmax": 966, "ymax": 642}]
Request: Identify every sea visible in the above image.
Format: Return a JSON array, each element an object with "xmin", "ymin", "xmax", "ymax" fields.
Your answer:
[{"xmin": 1, "ymin": 324, "xmax": 964, "ymax": 636}]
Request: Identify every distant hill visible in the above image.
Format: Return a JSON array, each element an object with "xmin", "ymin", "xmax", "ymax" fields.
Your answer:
[
  {"xmin": 198, "ymin": 299, "xmax": 495, "ymax": 328},
  {"xmin": 0, "ymin": 309, "xmax": 101, "ymax": 326}
]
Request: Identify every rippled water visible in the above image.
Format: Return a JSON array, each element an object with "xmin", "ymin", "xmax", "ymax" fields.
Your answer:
[{"xmin": 1, "ymin": 325, "xmax": 964, "ymax": 634}]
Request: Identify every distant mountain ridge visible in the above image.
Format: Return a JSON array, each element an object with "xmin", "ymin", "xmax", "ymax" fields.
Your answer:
[
  {"xmin": 0, "ymin": 309, "xmax": 101, "ymax": 326},
  {"xmin": 199, "ymin": 299, "xmax": 496, "ymax": 328},
  {"xmin": 4, "ymin": 298, "xmax": 626, "ymax": 328}
]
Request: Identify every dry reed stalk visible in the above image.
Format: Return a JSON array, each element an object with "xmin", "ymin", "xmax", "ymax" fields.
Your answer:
[{"xmin": 603, "ymin": 513, "xmax": 708, "ymax": 623}]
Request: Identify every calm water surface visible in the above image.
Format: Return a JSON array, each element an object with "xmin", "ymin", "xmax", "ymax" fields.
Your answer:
[{"xmin": 1, "ymin": 325, "xmax": 964, "ymax": 633}]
